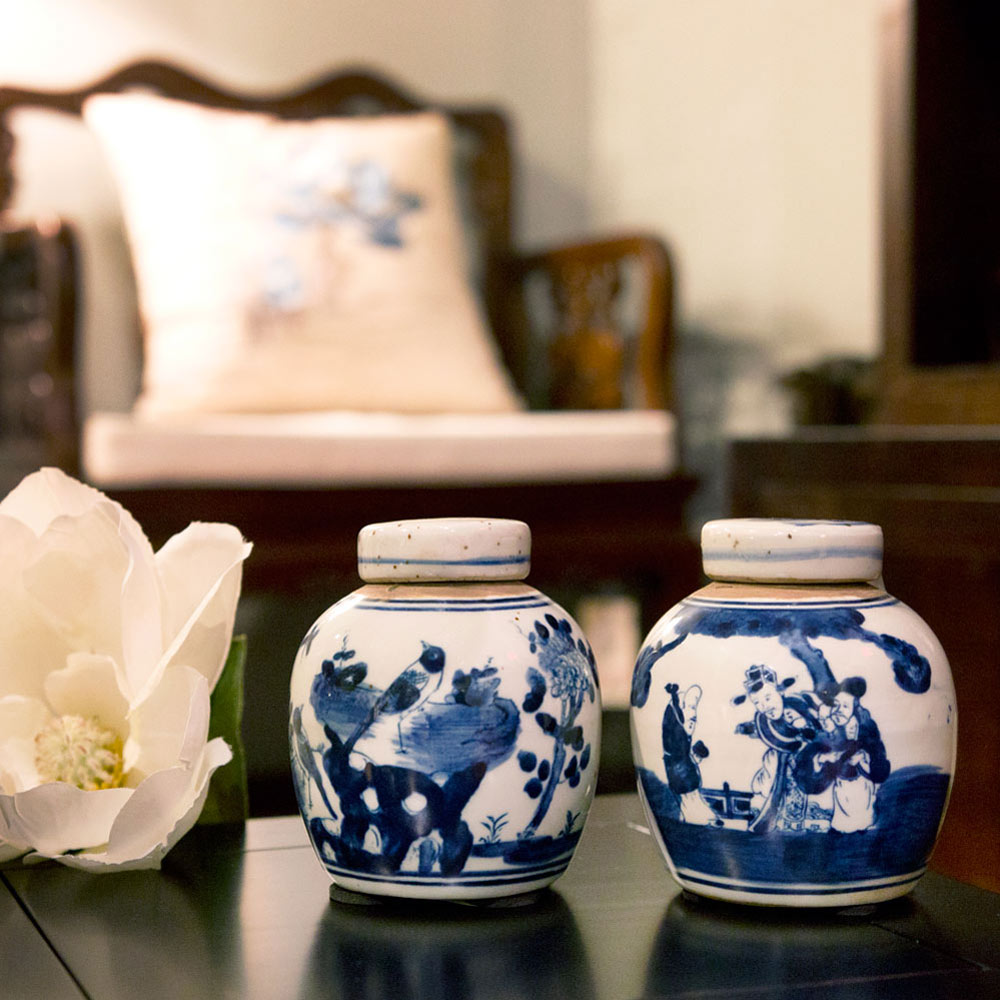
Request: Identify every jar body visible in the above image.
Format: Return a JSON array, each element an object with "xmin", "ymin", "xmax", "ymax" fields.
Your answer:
[
  {"xmin": 630, "ymin": 579, "xmax": 956, "ymax": 907},
  {"xmin": 290, "ymin": 580, "xmax": 601, "ymax": 900}
]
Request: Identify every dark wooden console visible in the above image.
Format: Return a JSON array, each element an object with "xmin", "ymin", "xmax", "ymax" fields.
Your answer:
[{"xmin": 730, "ymin": 428, "xmax": 1000, "ymax": 892}]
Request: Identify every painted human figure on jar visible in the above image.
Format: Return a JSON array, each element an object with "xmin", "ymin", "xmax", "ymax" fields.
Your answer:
[
  {"xmin": 796, "ymin": 677, "xmax": 890, "ymax": 833},
  {"xmin": 733, "ymin": 665, "xmax": 823, "ymax": 832}
]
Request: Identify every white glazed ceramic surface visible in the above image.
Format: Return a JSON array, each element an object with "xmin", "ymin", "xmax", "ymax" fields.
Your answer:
[
  {"xmin": 701, "ymin": 518, "xmax": 884, "ymax": 583},
  {"xmin": 290, "ymin": 519, "xmax": 601, "ymax": 900},
  {"xmin": 357, "ymin": 517, "xmax": 531, "ymax": 582},
  {"xmin": 631, "ymin": 519, "xmax": 957, "ymax": 907}
]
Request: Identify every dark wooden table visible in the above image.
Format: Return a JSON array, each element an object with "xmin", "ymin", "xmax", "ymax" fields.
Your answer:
[{"xmin": 3, "ymin": 794, "xmax": 999, "ymax": 999}]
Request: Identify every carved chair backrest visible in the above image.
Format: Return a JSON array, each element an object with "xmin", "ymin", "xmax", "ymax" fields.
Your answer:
[
  {"xmin": 1, "ymin": 62, "xmax": 675, "ymax": 418},
  {"xmin": 0, "ymin": 60, "xmax": 517, "ymax": 364}
]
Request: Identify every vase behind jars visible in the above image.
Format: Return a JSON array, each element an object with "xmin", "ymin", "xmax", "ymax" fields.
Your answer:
[
  {"xmin": 289, "ymin": 517, "xmax": 601, "ymax": 901},
  {"xmin": 630, "ymin": 518, "xmax": 957, "ymax": 907}
]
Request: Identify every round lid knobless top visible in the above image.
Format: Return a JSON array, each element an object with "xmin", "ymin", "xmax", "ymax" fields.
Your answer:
[
  {"xmin": 357, "ymin": 518, "xmax": 531, "ymax": 582},
  {"xmin": 701, "ymin": 518, "xmax": 883, "ymax": 583}
]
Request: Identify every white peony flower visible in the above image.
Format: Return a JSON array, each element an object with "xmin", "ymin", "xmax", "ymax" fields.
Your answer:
[{"xmin": 0, "ymin": 468, "xmax": 251, "ymax": 871}]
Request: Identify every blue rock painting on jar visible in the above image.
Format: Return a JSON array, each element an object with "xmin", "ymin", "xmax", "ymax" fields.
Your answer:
[
  {"xmin": 291, "ymin": 614, "xmax": 597, "ymax": 884},
  {"xmin": 632, "ymin": 597, "xmax": 952, "ymax": 892}
]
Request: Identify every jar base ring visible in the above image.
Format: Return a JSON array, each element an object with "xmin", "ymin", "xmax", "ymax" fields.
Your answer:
[
  {"xmin": 329, "ymin": 881, "xmax": 551, "ymax": 908},
  {"xmin": 327, "ymin": 870, "xmax": 564, "ymax": 902},
  {"xmin": 669, "ymin": 870, "xmax": 924, "ymax": 908}
]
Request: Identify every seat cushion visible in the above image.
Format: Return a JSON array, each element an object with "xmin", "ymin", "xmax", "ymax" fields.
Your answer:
[{"xmin": 82, "ymin": 410, "xmax": 677, "ymax": 487}]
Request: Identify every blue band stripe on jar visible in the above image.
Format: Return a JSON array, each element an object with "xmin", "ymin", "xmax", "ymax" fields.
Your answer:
[
  {"xmin": 372, "ymin": 594, "xmax": 544, "ymax": 606},
  {"xmin": 685, "ymin": 595, "xmax": 900, "ymax": 611},
  {"xmin": 771, "ymin": 519, "xmax": 871, "ymax": 527},
  {"xmin": 701, "ymin": 546, "xmax": 883, "ymax": 563},
  {"xmin": 357, "ymin": 598, "xmax": 550, "ymax": 613},
  {"xmin": 323, "ymin": 858, "xmax": 572, "ymax": 888},
  {"xmin": 358, "ymin": 555, "xmax": 531, "ymax": 567},
  {"xmin": 675, "ymin": 867, "xmax": 925, "ymax": 897}
]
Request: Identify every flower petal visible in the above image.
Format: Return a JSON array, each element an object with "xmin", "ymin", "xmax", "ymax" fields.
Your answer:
[
  {"xmin": 44, "ymin": 653, "xmax": 130, "ymax": 737},
  {"xmin": 0, "ymin": 515, "xmax": 72, "ymax": 701},
  {"xmin": 0, "ymin": 840, "xmax": 29, "ymax": 863},
  {"xmin": 0, "ymin": 695, "xmax": 50, "ymax": 793},
  {"xmin": 39, "ymin": 738, "xmax": 232, "ymax": 871},
  {"xmin": 0, "ymin": 782, "xmax": 132, "ymax": 855},
  {"xmin": 127, "ymin": 665, "xmax": 210, "ymax": 782},
  {"xmin": 0, "ymin": 740, "xmax": 42, "ymax": 794},
  {"xmin": 148, "ymin": 523, "xmax": 251, "ymax": 700},
  {"xmin": 0, "ymin": 694, "xmax": 50, "ymax": 741},
  {"xmin": 110, "ymin": 500, "xmax": 166, "ymax": 708},
  {"xmin": 4, "ymin": 469, "xmax": 164, "ymax": 707},
  {"xmin": 21, "ymin": 506, "xmax": 131, "ymax": 673},
  {"xmin": 0, "ymin": 467, "xmax": 106, "ymax": 534}
]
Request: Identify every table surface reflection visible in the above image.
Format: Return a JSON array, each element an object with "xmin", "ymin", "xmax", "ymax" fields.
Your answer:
[{"xmin": 3, "ymin": 794, "xmax": 1000, "ymax": 999}]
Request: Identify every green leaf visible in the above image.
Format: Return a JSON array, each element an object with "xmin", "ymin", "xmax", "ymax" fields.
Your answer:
[{"xmin": 198, "ymin": 635, "xmax": 249, "ymax": 825}]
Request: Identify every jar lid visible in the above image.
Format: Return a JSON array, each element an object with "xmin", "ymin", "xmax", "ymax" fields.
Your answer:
[
  {"xmin": 357, "ymin": 518, "xmax": 531, "ymax": 582},
  {"xmin": 701, "ymin": 518, "xmax": 883, "ymax": 583}
]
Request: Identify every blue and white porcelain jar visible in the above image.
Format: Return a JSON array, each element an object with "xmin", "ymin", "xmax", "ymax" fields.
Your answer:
[
  {"xmin": 290, "ymin": 518, "xmax": 601, "ymax": 900},
  {"xmin": 630, "ymin": 518, "xmax": 956, "ymax": 907}
]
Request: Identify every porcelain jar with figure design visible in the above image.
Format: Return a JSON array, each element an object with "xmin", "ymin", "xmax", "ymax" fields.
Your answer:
[
  {"xmin": 289, "ymin": 518, "xmax": 602, "ymax": 900},
  {"xmin": 630, "ymin": 519, "xmax": 956, "ymax": 907}
]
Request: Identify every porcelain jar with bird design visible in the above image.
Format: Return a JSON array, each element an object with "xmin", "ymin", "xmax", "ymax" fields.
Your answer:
[
  {"xmin": 630, "ymin": 518, "xmax": 957, "ymax": 907},
  {"xmin": 289, "ymin": 518, "xmax": 602, "ymax": 900}
]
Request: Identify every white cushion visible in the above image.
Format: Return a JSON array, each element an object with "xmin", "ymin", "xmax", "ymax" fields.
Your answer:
[
  {"xmin": 82, "ymin": 94, "xmax": 521, "ymax": 417},
  {"xmin": 82, "ymin": 410, "xmax": 677, "ymax": 487}
]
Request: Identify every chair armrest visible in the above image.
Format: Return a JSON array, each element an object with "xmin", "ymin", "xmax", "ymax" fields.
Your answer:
[{"xmin": 502, "ymin": 232, "xmax": 674, "ymax": 411}]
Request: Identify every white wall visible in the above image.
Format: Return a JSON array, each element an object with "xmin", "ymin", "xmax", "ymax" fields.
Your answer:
[
  {"xmin": 592, "ymin": 1, "xmax": 881, "ymax": 349},
  {"xmin": 589, "ymin": 0, "xmax": 882, "ymax": 519}
]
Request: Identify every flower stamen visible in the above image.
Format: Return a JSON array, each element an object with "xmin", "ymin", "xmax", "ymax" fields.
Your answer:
[{"xmin": 34, "ymin": 715, "xmax": 125, "ymax": 790}]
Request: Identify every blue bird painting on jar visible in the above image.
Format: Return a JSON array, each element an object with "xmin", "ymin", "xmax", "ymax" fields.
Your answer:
[{"xmin": 290, "ymin": 518, "xmax": 601, "ymax": 901}]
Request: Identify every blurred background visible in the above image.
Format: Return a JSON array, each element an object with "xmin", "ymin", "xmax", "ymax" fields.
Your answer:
[{"xmin": 1, "ymin": 0, "xmax": 882, "ymax": 523}]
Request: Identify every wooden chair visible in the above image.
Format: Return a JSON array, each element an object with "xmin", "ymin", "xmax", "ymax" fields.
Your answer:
[{"xmin": 0, "ymin": 61, "xmax": 700, "ymax": 813}]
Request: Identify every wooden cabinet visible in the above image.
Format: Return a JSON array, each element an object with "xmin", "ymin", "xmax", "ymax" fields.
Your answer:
[
  {"xmin": 730, "ymin": 428, "xmax": 1000, "ymax": 891},
  {"xmin": 878, "ymin": 2, "xmax": 1000, "ymax": 423}
]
